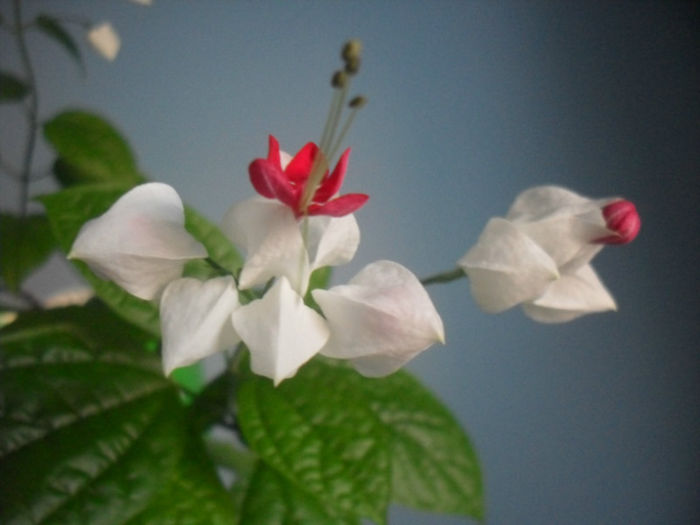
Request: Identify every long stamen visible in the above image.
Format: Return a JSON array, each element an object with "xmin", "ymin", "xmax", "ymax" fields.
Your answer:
[
  {"xmin": 324, "ymin": 72, "xmax": 349, "ymax": 157},
  {"xmin": 300, "ymin": 40, "xmax": 364, "ymax": 216},
  {"xmin": 328, "ymin": 96, "xmax": 366, "ymax": 161},
  {"xmin": 319, "ymin": 74, "xmax": 343, "ymax": 153}
]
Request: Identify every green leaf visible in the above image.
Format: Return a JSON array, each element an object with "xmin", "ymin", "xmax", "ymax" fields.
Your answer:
[
  {"xmin": 237, "ymin": 461, "xmax": 359, "ymax": 525},
  {"xmin": 356, "ymin": 368, "xmax": 484, "ymax": 519},
  {"xmin": 0, "ymin": 300, "xmax": 157, "ymax": 353},
  {"xmin": 237, "ymin": 360, "xmax": 391, "ymax": 524},
  {"xmin": 0, "ymin": 71, "xmax": 30, "ymax": 102},
  {"xmin": 304, "ymin": 266, "xmax": 331, "ymax": 311},
  {"xmin": 44, "ymin": 110, "xmax": 142, "ymax": 186},
  {"xmin": 39, "ymin": 184, "xmax": 160, "ymax": 335},
  {"xmin": 0, "ymin": 305, "xmax": 236, "ymax": 524},
  {"xmin": 35, "ymin": 15, "xmax": 83, "ymax": 68},
  {"xmin": 184, "ymin": 206, "xmax": 243, "ymax": 275},
  {"xmin": 238, "ymin": 358, "xmax": 484, "ymax": 522},
  {"xmin": 0, "ymin": 214, "xmax": 57, "ymax": 291}
]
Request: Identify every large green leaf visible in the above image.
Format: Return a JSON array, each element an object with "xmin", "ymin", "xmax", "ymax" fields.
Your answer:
[
  {"xmin": 35, "ymin": 15, "xmax": 83, "ymax": 68},
  {"xmin": 356, "ymin": 368, "xmax": 484, "ymax": 519},
  {"xmin": 238, "ymin": 357, "xmax": 484, "ymax": 523},
  {"xmin": 237, "ymin": 360, "xmax": 391, "ymax": 524},
  {"xmin": 0, "ymin": 213, "xmax": 57, "ymax": 291},
  {"xmin": 0, "ymin": 305, "xmax": 236, "ymax": 524},
  {"xmin": 237, "ymin": 461, "xmax": 359, "ymax": 525},
  {"xmin": 0, "ymin": 71, "xmax": 30, "ymax": 103},
  {"xmin": 39, "ymin": 184, "xmax": 160, "ymax": 334},
  {"xmin": 44, "ymin": 111, "xmax": 142, "ymax": 186}
]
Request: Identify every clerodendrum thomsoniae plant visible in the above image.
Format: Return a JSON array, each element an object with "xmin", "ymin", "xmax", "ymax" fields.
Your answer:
[{"xmin": 0, "ymin": 5, "xmax": 640, "ymax": 523}]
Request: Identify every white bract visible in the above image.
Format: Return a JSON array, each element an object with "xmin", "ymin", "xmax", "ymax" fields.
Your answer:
[
  {"xmin": 458, "ymin": 185, "xmax": 620, "ymax": 323},
  {"xmin": 161, "ymin": 276, "xmax": 240, "ymax": 375},
  {"xmin": 232, "ymin": 277, "xmax": 330, "ymax": 385},
  {"xmin": 313, "ymin": 260, "xmax": 445, "ymax": 376},
  {"xmin": 69, "ymin": 183, "xmax": 207, "ymax": 300},
  {"xmin": 221, "ymin": 197, "xmax": 359, "ymax": 295},
  {"xmin": 87, "ymin": 22, "xmax": 121, "ymax": 61}
]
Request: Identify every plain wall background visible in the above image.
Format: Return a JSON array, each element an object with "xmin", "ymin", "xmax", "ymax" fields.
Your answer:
[{"xmin": 1, "ymin": 1, "xmax": 698, "ymax": 523}]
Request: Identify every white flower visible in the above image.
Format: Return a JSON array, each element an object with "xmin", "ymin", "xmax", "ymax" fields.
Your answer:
[
  {"xmin": 161, "ymin": 276, "xmax": 240, "ymax": 375},
  {"xmin": 312, "ymin": 260, "xmax": 445, "ymax": 377},
  {"xmin": 221, "ymin": 197, "xmax": 359, "ymax": 294},
  {"xmin": 458, "ymin": 185, "xmax": 640, "ymax": 323},
  {"xmin": 69, "ymin": 183, "xmax": 207, "ymax": 300},
  {"xmin": 87, "ymin": 22, "xmax": 121, "ymax": 61},
  {"xmin": 232, "ymin": 277, "xmax": 330, "ymax": 385}
]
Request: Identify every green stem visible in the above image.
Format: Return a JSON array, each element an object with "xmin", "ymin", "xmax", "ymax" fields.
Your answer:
[
  {"xmin": 421, "ymin": 267, "xmax": 467, "ymax": 286},
  {"xmin": 13, "ymin": 0, "xmax": 39, "ymax": 220}
]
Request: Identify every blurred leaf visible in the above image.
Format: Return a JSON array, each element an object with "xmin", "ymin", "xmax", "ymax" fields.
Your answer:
[
  {"xmin": 0, "ymin": 214, "xmax": 57, "ymax": 291},
  {"xmin": 237, "ymin": 359, "xmax": 391, "ymax": 524},
  {"xmin": 35, "ymin": 15, "xmax": 83, "ymax": 68},
  {"xmin": 44, "ymin": 110, "xmax": 142, "ymax": 186},
  {"xmin": 0, "ymin": 304, "xmax": 236, "ymax": 524},
  {"xmin": 0, "ymin": 300, "xmax": 157, "ymax": 352},
  {"xmin": 189, "ymin": 372, "xmax": 236, "ymax": 433},
  {"xmin": 0, "ymin": 71, "xmax": 30, "ymax": 102},
  {"xmin": 40, "ymin": 184, "xmax": 160, "ymax": 334},
  {"xmin": 184, "ymin": 207, "xmax": 243, "ymax": 275},
  {"xmin": 237, "ymin": 461, "xmax": 359, "ymax": 525},
  {"xmin": 170, "ymin": 361, "xmax": 205, "ymax": 398}
]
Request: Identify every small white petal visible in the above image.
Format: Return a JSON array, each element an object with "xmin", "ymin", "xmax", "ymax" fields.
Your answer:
[
  {"xmin": 522, "ymin": 264, "xmax": 617, "ymax": 323},
  {"xmin": 458, "ymin": 218, "xmax": 559, "ymax": 313},
  {"xmin": 306, "ymin": 213, "xmax": 360, "ymax": 269},
  {"xmin": 69, "ymin": 183, "xmax": 207, "ymax": 300},
  {"xmin": 161, "ymin": 277, "xmax": 240, "ymax": 375},
  {"xmin": 313, "ymin": 260, "xmax": 444, "ymax": 377},
  {"xmin": 221, "ymin": 198, "xmax": 309, "ymax": 293},
  {"xmin": 87, "ymin": 22, "xmax": 120, "ymax": 61},
  {"xmin": 232, "ymin": 277, "xmax": 329, "ymax": 385},
  {"xmin": 507, "ymin": 185, "xmax": 599, "ymax": 221}
]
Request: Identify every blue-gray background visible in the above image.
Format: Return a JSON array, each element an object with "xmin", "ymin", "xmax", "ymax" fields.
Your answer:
[{"xmin": 1, "ymin": 1, "xmax": 698, "ymax": 524}]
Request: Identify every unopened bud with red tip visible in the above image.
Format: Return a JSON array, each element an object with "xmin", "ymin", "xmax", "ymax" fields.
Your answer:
[{"xmin": 596, "ymin": 200, "xmax": 641, "ymax": 245}]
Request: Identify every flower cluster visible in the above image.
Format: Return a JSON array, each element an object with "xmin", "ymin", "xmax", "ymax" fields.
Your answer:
[
  {"xmin": 458, "ymin": 186, "xmax": 640, "ymax": 323},
  {"xmin": 70, "ymin": 136, "xmax": 444, "ymax": 384}
]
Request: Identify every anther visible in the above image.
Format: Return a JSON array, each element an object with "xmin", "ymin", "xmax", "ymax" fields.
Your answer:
[
  {"xmin": 344, "ymin": 56, "xmax": 361, "ymax": 75},
  {"xmin": 341, "ymin": 39, "xmax": 363, "ymax": 62},
  {"xmin": 349, "ymin": 96, "xmax": 367, "ymax": 108},
  {"xmin": 331, "ymin": 70, "xmax": 348, "ymax": 89}
]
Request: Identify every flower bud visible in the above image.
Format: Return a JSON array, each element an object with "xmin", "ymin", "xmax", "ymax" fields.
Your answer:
[{"xmin": 597, "ymin": 200, "xmax": 641, "ymax": 245}]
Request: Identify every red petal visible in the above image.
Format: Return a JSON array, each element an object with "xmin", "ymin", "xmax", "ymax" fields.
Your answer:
[
  {"xmin": 266, "ymin": 135, "xmax": 281, "ymax": 167},
  {"xmin": 308, "ymin": 193, "xmax": 369, "ymax": 217},
  {"xmin": 285, "ymin": 142, "xmax": 321, "ymax": 183},
  {"xmin": 314, "ymin": 148, "xmax": 350, "ymax": 203},
  {"xmin": 249, "ymin": 159, "xmax": 299, "ymax": 209}
]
